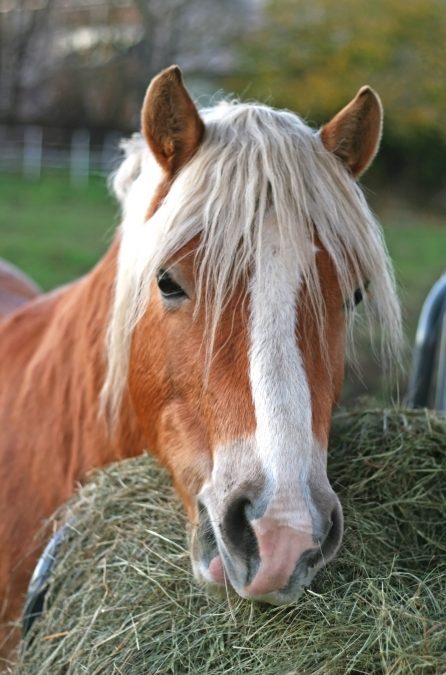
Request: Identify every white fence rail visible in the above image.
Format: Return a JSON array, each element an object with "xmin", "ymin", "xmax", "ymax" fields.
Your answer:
[{"xmin": 0, "ymin": 125, "xmax": 123, "ymax": 184}]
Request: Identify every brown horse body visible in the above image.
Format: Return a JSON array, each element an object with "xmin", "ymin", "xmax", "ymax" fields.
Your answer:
[
  {"xmin": 0, "ymin": 261, "xmax": 40, "ymax": 319},
  {"xmin": 0, "ymin": 246, "xmax": 146, "ymax": 656},
  {"xmin": 0, "ymin": 67, "xmax": 401, "ymax": 662}
]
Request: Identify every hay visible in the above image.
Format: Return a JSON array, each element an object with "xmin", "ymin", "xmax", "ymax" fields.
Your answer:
[{"xmin": 17, "ymin": 409, "xmax": 446, "ymax": 674}]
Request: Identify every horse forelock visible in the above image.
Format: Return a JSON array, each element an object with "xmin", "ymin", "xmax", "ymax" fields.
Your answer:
[{"xmin": 102, "ymin": 100, "xmax": 403, "ymax": 421}]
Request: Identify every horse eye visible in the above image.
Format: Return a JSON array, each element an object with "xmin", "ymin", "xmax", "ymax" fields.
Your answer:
[
  {"xmin": 344, "ymin": 282, "xmax": 369, "ymax": 311},
  {"xmin": 353, "ymin": 288, "xmax": 363, "ymax": 306},
  {"xmin": 352, "ymin": 280, "xmax": 370, "ymax": 308},
  {"xmin": 156, "ymin": 270, "xmax": 187, "ymax": 300}
]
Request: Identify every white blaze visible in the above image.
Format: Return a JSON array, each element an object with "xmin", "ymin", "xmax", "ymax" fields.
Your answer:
[
  {"xmin": 197, "ymin": 215, "xmax": 333, "ymax": 593},
  {"xmin": 249, "ymin": 215, "xmax": 317, "ymax": 532}
]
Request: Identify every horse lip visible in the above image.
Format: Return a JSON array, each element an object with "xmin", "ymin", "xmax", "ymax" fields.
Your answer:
[
  {"xmin": 238, "ymin": 585, "xmax": 306, "ymax": 606},
  {"xmin": 238, "ymin": 553, "xmax": 320, "ymax": 605}
]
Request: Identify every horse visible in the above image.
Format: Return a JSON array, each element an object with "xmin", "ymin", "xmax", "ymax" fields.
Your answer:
[
  {"xmin": 0, "ymin": 260, "xmax": 40, "ymax": 319},
  {"xmin": 0, "ymin": 65, "xmax": 402, "ymax": 660}
]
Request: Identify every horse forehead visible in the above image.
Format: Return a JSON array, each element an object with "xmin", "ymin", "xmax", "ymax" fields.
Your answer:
[{"xmin": 165, "ymin": 216, "xmax": 342, "ymax": 344}]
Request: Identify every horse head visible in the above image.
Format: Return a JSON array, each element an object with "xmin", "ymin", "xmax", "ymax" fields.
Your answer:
[{"xmin": 103, "ymin": 66, "xmax": 401, "ymax": 604}]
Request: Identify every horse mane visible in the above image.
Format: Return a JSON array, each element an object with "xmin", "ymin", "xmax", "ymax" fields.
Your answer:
[{"xmin": 102, "ymin": 101, "xmax": 403, "ymax": 419}]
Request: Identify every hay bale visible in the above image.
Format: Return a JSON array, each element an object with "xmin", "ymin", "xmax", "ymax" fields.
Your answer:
[{"xmin": 17, "ymin": 409, "xmax": 446, "ymax": 674}]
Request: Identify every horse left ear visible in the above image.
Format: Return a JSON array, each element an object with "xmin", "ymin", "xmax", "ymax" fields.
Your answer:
[
  {"xmin": 320, "ymin": 86, "xmax": 383, "ymax": 178},
  {"xmin": 141, "ymin": 65, "xmax": 205, "ymax": 176}
]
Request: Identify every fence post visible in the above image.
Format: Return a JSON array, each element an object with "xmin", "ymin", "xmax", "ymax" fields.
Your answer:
[
  {"xmin": 70, "ymin": 129, "xmax": 90, "ymax": 186},
  {"xmin": 101, "ymin": 131, "xmax": 120, "ymax": 175},
  {"xmin": 23, "ymin": 126, "xmax": 43, "ymax": 180},
  {"xmin": 434, "ymin": 312, "xmax": 446, "ymax": 411}
]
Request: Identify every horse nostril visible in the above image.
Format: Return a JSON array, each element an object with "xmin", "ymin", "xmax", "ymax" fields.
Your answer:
[
  {"xmin": 222, "ymin": 497, "xmax": 258, "ymax": 559},
  {"xmin": 223, "ymin": 497, "xmax": 250, "ymax": 544}
]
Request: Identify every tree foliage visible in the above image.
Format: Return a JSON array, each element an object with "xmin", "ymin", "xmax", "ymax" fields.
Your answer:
[{"xmin": 230, "ymin": 0, "xmax": 446, "ymax": 142}]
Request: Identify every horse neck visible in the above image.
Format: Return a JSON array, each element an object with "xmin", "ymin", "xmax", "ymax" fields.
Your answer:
[{"xmin": 0, "ymin": 239, "xmax": 148, "ymax": 640}]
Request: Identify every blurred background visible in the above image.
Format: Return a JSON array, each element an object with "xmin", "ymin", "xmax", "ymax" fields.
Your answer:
[{"xmin": 0, "ymin": 0, "xmax": 445, "ymax": 402}]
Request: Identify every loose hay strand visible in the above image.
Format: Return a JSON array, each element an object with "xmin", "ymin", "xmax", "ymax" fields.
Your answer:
[{"xmin": 16, "ymin": 409, "xmax": 446, "ymax": 675}]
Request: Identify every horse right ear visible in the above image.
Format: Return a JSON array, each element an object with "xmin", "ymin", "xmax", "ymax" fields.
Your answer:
[
  {"xmin": 141, "ymin": 65, "xmax": 205, "ymax": 176},
  {"xmin": 320, "ymin": 86, "xmax": 383, "ymax": 178}
]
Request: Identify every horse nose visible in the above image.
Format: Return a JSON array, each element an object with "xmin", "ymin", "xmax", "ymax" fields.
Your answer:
[
  {"xmin": 221, "ymin": 494, "xmax": 343, "ymax": 597},
  {"xmin": 247, "ymin": 502, "xmax": 343, "ymax": 596}
]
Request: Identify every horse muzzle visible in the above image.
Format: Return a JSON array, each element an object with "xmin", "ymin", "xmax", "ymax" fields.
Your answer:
[{"xmin": 191, "ymin": 486, "xmax": 344, "ymax": 604}]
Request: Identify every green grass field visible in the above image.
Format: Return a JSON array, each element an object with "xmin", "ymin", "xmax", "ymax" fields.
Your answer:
[
  {"xmin": 0, "ymin": 173, "xmax": 117, "ymax": 290},
  {"xmin": 1, "ymin": 172, "xmax": 445, "ymax": 398}
]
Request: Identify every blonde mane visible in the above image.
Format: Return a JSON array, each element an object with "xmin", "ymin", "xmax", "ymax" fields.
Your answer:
[{"xmin": 102, "ymin": 101, "xmax": 402, "ymax": 418}]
